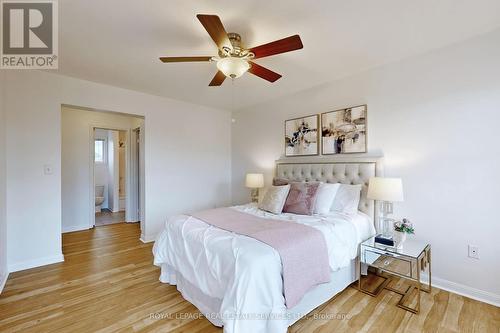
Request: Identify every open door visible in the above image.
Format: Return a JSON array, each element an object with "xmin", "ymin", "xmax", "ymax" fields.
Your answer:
[{"xmin": 127, "ymin": 127, "xmax": 141, "ymax": 223}]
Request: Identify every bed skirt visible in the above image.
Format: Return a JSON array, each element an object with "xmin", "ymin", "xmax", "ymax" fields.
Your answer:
[{"xmin": 159, "ymin": 258, "xmax": 360, "ymax": 330}]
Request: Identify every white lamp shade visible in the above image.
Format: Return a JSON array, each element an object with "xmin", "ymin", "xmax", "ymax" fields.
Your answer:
[
  {"xmin": 216, "ymin": 57, "xmax": 250, "ymax": 78},
  {"xmin": 367, "ymin": 177, "xmax": 404, "ymax": 202},
  {"xmin": 245, "ymin": 173, "xmax": 264, "ymax": 188}
]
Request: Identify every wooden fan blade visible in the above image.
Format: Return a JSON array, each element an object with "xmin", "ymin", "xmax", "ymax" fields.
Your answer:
[
  {"xmin": 197, "ymin": 14, "xmax": 232, "ymax": 51},
  {"xmin": 209, "ymin": 71, "xmax": 226, "ymax": 86},
  {"xmin": 159, "ymin": 56, "xmax": 212, "ymax": 63},
  {"xmin": 249, "ymin": 35, "xmax": 303, "ymax": 59},
  {"xmin": 248, "ymin": 62, "xmax": 282, "ymax": 82}
]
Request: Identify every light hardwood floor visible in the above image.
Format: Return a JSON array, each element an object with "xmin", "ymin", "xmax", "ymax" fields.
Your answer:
[{"xmin": 0, "ymin": 223, "xmax": 498, "ymax": 333}]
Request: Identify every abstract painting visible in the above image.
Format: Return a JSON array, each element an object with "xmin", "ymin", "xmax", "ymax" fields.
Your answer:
[
  {"xmin": 285, "ymin": 115, "xmax": 319, "ymax": 156},
  {"xmin": 321, "ymin": 105, "xmax": 367, "ymax": 154}
]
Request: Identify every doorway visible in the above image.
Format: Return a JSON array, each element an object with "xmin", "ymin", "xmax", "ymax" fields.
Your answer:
[
  {"xmin": 94, "ymin": 128, "xmax": 128, "ymax": 226},
  {"xmin": 91, "ymin": 126, "xmax": 141, "ymax": 228},
  {"xmin": 61, "ymin": 105, "xmax": 145, "ymax": 234}
]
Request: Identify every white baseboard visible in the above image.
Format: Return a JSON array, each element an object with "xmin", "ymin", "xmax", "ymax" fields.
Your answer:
[
  {"xmin": 422, "ymin": 274, "xmax": 500, "ymax": 307},
  {"xmin": 62, "ymin": 225, "xmax": 89, "ymax": 233},
  {"xmin": 8, "ymin": 254, "xmax": 65, "ymax": 273},
  {"xmin": 0, "ymin": 272, "xmax": 8, "ymax": 294},
  {"xmin": 140, "ymin": 233, "xmax": 156, "ymax": 243}
]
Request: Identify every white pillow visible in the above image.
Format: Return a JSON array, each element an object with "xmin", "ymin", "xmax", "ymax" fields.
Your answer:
[
  {"xmin": 258, "ymin": 185, "xmax": 291, "ymax": 214},
  {"xmin": 313, "ymin": 183, "xmax": 340, "ymax": 215},
  {"xmin": 331, "ymin": 184, "xmax": 362, "ymax": 214}
]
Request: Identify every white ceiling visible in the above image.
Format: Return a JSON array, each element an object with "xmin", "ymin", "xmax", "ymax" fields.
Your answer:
[{"xmin": 57, "ymin": 0, "xmax": 500, "ymax": 111}]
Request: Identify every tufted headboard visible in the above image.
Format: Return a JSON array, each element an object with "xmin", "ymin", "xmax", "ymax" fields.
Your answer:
[{"xmin": 275, "ymin": 156, "xmax": 383, "ymax": 221}]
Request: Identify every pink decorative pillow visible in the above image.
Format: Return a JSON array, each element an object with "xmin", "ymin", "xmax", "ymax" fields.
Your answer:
[{"xmin": 283, "ymin": 182, "xmax": 320, "ymax": 215}]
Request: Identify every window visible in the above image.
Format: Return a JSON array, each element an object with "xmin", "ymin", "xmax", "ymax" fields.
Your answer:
[{"xmin": 94, "ymin": 139, "xmax": 106, "ymax": 163}]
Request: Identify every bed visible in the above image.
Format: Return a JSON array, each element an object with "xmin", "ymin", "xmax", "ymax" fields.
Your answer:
[{"xmin": 153, "ymin": 157, "xmax": 382, "ymax": 333}]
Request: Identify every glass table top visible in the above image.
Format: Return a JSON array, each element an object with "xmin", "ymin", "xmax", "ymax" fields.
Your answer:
[{"xmin": 362, "ymin": 236, "xmax": 430, "ymax": 259}]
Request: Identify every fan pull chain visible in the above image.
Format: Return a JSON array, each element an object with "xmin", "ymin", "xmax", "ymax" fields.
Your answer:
[{"xmin": 231, "ymin": 77, "xmax": 235, "ymax": 112}]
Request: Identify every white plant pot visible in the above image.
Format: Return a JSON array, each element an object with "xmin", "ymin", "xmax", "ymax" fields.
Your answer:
[{"xmin": 393, "ymin": 231, "xmax": 407, "ymax": 249}]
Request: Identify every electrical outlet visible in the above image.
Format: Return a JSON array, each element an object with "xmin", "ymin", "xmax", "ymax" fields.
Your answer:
[{"xmin": 468, "ymin": 245, "xmax": 479, "ymax": 259}]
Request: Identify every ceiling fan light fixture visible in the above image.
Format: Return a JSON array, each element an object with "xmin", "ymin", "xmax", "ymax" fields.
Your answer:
[{"xmin": 216, "ymin": 57, "xmax": 250, "ymax": 78}]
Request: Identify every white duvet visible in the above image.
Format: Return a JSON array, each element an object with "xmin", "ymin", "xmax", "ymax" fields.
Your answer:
[{"xmin": 153, "ymin": 204, "xmax": 375, "ymax": 333}]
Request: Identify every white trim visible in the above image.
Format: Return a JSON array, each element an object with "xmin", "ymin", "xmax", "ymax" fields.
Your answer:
[
  {"xmin": 421, "ymin": 274, "xmax": 500, "ymax": 307},
  {"xmin": 138, "ymin": 124, "xmax": 146, "ymax": 235},
  {"xmin": 0, "ymin": 273, "xmax": 8, "ymax": 294},
  {"xmin": 8, "ymin": 254, "xmax": 65, "ymax": 273},
  {"xmin": 128, "ymin": 128, "xmax": 140, "ymax": 222},
  {"xmin": 62, "ymin": 225, "xmax": 89, "ymax": 233},
  {"xmin": 140, "ymin": 233, "xmax": 156, "ymax": 243},
  {"xmin": 89, "ymin": 125, "xmax": 96, "ymax": 229},
  {"xmin": 108, "ymin": 131, "xmax": 120, "ymax": 212}
]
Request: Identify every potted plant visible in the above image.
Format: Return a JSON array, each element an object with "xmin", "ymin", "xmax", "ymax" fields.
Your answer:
[{"xmin": 393, "ymin": 218, "xmax": 414, "ymax": 249}]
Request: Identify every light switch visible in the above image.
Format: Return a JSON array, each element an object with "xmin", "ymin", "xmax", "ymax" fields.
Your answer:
[{"xmin": 44, "ymin": 164, "xmax": 54, "ymax": 175}]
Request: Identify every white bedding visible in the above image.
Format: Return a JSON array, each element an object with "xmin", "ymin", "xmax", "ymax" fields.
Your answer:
[{"xmin": 152, "ymin": 204, "xmax": 375, "ymax": 333}]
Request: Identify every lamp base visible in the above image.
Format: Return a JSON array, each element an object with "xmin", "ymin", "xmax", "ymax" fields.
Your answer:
[
  {"xmin": 250, "ymin": 188, "xmax": 259, "ymax": 203},
  {"xmin": 381, "ymin": 217, "xmax": 396, "ymax": 239},
  {"xmin": 378, "ymin": 201, "xmax": 394, "ymax": 238}
]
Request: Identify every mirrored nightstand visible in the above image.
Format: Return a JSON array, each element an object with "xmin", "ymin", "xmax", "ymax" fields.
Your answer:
[{"xmin": 358, "ymin": 237, "xmax": 431, "ymax": 314}]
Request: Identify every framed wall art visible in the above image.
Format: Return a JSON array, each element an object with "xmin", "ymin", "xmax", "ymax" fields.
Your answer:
[
  {"xmin": 284, "ymin": 115, "xmax": 319, "ymax": 156},
  {"xmin": 321, "ymin": 105, "xmax": 367, "ymax": 154}
]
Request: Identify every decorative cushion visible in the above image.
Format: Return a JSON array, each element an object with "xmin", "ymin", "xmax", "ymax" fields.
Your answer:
[
  {"xmin": 331, "ymin": 184, "xmax": 362, "ymax": 214},
  {"xmin": 272, "ymin": 178, "xmax": 289, "ymax": 186},
  {"xmin": 283, "ymin": 182, "xmax": 320, "ymax": 215},
  {"xmin": 258, "ymin": 185, "xmax": 291, "ymax": 214},
  {"xmin": 314, "ymin": 183, "xmax": 341, "ymax": 215}
]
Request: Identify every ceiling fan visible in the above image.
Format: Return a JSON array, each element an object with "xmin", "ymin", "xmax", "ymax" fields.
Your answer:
[{"xmin": 159, "ymin": 14, "xmax": 304, "ymax": 86}]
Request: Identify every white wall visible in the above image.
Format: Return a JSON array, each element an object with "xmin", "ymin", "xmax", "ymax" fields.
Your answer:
[
  {"xmin": 62, "ymin": 111, "xmax": 143, "ymax": 231},
  {"xmin": 232, "ymin": 29, "xmax": 500, "ymax": 304},
  {"xmin": 0, "ymin": 71, "xmax": 8, "ymax": 292},
  {"xmin": 4, "ymin": 70, "xmax": 232, "ymax": 272}
]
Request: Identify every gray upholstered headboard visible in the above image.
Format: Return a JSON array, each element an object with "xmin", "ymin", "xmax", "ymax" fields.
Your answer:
[{"xmin": 275, "ymin": 156, "xmax": 383, "ymax": 221}]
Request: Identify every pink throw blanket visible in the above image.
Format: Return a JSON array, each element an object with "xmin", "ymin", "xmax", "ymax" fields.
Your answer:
[{"xmin": 191, "ymin": 208, "xmax": 331, "ymax": 308}]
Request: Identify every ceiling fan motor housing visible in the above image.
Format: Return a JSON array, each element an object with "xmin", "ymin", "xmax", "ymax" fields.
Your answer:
[
  {"xmin": 228, "ymin": 33, "xmax": 242, "ymax": 49},
  {"xmin": 219, "ymin": 33, "xmax": 254, "ymax": 59}
]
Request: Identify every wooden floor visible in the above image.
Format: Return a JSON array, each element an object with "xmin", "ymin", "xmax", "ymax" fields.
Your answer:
[{"xmin": 0, "ymin": 223, "xmax": 498, "ymax": 333}]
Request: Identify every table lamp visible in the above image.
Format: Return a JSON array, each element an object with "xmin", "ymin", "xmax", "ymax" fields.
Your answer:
[
  {"xmin": 367, "ymin": 177, "xmax": 404, "ymax": 238},
  {"xmin": 245, "ymin": 173, "xmax": 264, "ymax": 203}
]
